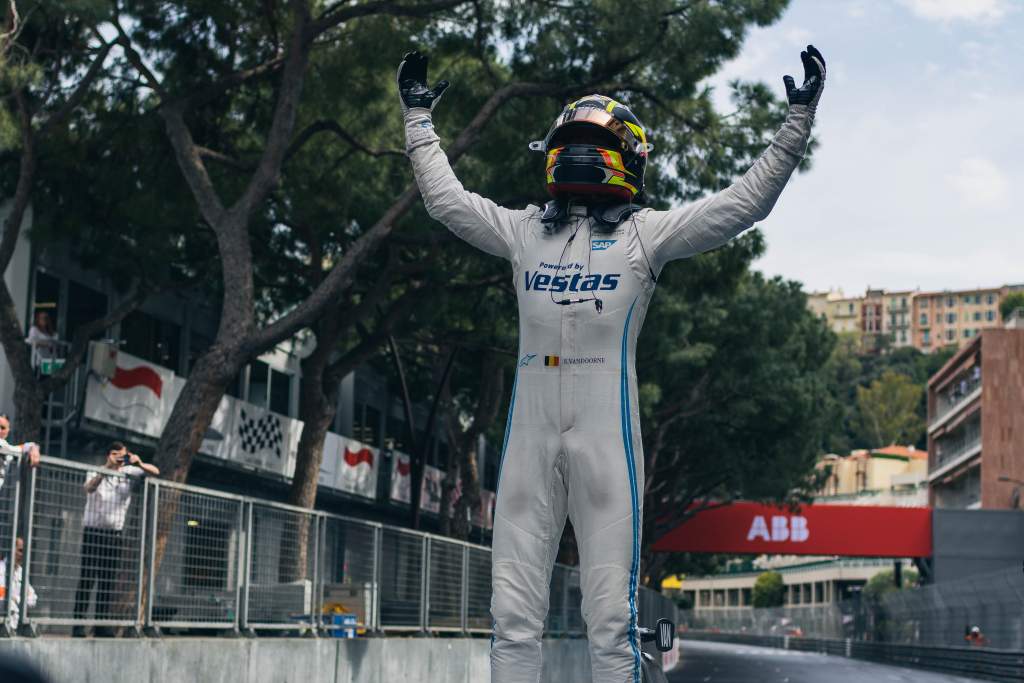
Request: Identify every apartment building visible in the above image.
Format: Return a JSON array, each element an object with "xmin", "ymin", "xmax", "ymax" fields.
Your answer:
[
  {"xmin": 809, "ymin": 285, "xmax": 1017, "ymax": 354},
  {"xmin": 883, "ymin": 290, "xmax": 914, "ymax": 348},
  {"xmin": 927, "ymin": 326, "xmax": 1024, "ymax": 510},
  {"xmin": 914, "ymin": 287, "xmax": 1006, "ymax": 353},
  {"xmin": 806, "ymin": 289, "xmax": 863, "ymax": 335}
]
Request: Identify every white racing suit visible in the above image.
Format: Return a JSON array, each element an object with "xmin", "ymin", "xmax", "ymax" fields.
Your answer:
[{"xmin": 404, "ymin": 103, "xmax": 814, "ymax": 683}]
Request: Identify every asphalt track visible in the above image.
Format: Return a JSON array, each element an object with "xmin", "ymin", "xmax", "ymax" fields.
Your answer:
[{"xmin": 668, "ymin": 640, "xmax": 986, "ymax": 683}]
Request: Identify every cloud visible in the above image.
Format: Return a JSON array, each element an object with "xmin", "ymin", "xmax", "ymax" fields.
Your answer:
[
  {"xmin": 898, "ymin": 0, "xmax": 1012, "ymax": 23},
  {"xmin": 944, "ymin": 157, "xmax": 1010, "ymax": 208}
]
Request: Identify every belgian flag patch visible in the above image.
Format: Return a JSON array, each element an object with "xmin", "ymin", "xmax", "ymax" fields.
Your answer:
[{"xmin": 544, "ymin": 355, "xmax": 560, "ymax": 367}]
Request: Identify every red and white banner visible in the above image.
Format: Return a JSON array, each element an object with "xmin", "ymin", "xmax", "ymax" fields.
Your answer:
[
  {"xmin": 83, "ymin": 350, "xmax": 175, "ymax": 438},
  {"xmin": 652, "ymin": 501, "xmax": 933, "ymax": 558},
  {"xmin": 319, "ymin": 433, "xmax": 378, "ymax": 500},
  {"xmin": 389, "ymin": 451, "xmax": 412, "ymax": 504},
  {"xmin": 388, "ymin": 453, "xmax": 445, "ymax": 514}
]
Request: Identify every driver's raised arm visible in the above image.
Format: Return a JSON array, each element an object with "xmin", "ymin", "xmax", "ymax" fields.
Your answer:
[
  {"xmin": 647, "ymin": 45, "xmax": 825, "ymax": 270},
  {"xmin": 400, "ymin": 52, "xmax": 522, "ymax": 262}
]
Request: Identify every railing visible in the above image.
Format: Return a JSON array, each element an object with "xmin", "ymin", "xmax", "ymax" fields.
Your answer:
[
  {"xmin": 680, "ymin": 565, "xmax": 1024, "ymax": 651},
  {"xmin": 0, "ymin": 454, "xmax": 678, "ymax": 638},
  {"xmin": 933, "ymin": 417, "xmax": 982, "ymax": 472},
  {"xmin": 932, "ymin": 367, "xmax": 982, "ymax": 426}
]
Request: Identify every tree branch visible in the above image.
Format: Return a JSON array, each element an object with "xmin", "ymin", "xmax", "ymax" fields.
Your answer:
[
  {"xmin": 310, "ymin": 0, "xmax": 472, "ymax": 37},
  {"xmin": 39, "ymin": 39, "xmax": 114, "ymax": 137},
  {"xmin": 284, "ymin": 119, "xmax": 406, "ymax": 162}
]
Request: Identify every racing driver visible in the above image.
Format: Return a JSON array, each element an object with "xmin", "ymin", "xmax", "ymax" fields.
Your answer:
[{"xmin": 398, "ymin": 45, "xmax": 825, "ymax": 683}]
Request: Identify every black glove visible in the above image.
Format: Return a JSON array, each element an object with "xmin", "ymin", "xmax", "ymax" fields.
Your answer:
[
  {"xmin": 783, "ymin": 44, "xmax": 825, "ymax": 108},
  {"xmin": 397, "ymin": 51, "xmax": 450, "ymax": 114}
]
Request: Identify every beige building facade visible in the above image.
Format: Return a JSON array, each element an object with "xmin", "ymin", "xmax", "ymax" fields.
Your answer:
[
  {"xmin": 815, "ymin": 445, "xmax": 928, "ymax": 506},
  {"xmin": 808, "ymin": 285, "xmax": 1019, "ymax": 354}
]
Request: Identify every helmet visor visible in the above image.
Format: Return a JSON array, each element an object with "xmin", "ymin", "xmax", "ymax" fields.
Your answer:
[{"xmin": 545, "ymin": 107, "xmax": 641, "ymax": 154}]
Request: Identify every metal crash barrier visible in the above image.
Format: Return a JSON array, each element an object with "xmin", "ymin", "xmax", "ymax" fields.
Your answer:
[{"xmin": 0, "ymin": 455, "xmax": 679, "ymax": 638}]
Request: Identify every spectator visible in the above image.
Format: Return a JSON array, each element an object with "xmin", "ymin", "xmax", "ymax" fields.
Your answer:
[
  {"xmin": 965, "ymin": 625, "xmax": 988, "ymax": 647},
  {"xmin": 72, "ymin": 442, "xmax": 158, "ymax": 637},
  {"xmin": 0, "ymin": 538, "xmax": 37, "ymax": 631},
  {"xmin": 24, "ymin": 311, "xmax": 58, "ymax": 367},
  {"xmin": 0, "ymin": 414, "xmax": 41, "ymax": 490}
]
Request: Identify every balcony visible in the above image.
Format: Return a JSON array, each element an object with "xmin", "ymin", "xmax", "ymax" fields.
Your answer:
[
  {"xmin": 929, "ymin": 367, "xmax": 981, "ymax": 432},
  {"xmin": 929, "ymin": 417, "xmax": 981, "ymax": 481}
]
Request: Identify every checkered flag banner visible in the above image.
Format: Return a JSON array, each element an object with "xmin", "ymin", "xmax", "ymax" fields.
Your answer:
[{"xmin": 237, "ymin": 408, "xmax": 284, "ymax": 458}]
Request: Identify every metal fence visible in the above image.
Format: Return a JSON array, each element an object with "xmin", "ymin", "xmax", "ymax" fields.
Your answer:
[
  {"xmin": 0, "ymin": 454, "xmax": 678, "ymax": 638},
  {"xmin": 680, "ymin": 565, "xmax": 1024, "ymax": 650}
]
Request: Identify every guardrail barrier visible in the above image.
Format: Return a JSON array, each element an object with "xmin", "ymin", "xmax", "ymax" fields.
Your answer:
[{"xmin": 0, "ymin": 454, "xmax": 678, "ymax": 639}]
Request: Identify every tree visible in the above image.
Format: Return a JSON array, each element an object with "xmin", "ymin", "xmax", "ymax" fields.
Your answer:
[
  {"xmin": 1000, "ymin": 292, "xmax": 1024, "ymax": 322},
  {"xmin": 854, "ymin": 370, "xmax": 924, "ymax": 447},
  {"xmin": 752, "ymin": 571, "xmax": 785, "ymax": 608},
  {"xmin": 0, "ymin": 1, "xmax": 163, "ymax": 444},
  {"xmin": 637, "ymin": 231, "xmax": 836, "ymax": 585}
]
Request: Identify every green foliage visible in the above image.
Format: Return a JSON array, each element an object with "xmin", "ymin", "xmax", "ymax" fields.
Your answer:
[
  {"xmin": 1000, "ymin": 292, "xmax": 1024, "ymax": 321},
  {"xmin": 821, "ymin": 342, "xmax": 956, "ymax": 452},
  {"xmin": 863, "ymin": 568, "xmax": 919, "ymax": 605},
  {"xmin": 854, "ymin": 370, "xmax": 924, "ymax": 447},
  {"xmin": 752, "ymin": 571, "xmax": 785, "ymax": 608}
]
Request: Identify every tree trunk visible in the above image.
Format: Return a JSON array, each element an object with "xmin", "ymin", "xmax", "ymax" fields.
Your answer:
[{"xmin": 153, "ymin": 344, "xmax": 241, "ymax": 482}]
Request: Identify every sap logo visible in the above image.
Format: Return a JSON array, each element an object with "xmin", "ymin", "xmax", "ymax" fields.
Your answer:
[
  {"xmin": 592, "ymin": 239, "xmax": 617, "ymax": 251},
  {"xmin": 746, "ymin": 515, "xmax": 809, "ymax": 543},
  {"xmin": 524, "ymin": 271, "xmax": 620, "ymax": 292}
]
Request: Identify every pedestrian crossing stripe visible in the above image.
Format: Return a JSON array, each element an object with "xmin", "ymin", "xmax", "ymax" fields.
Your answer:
[{"xmin": 544, "ymin": 356, "xmax": 559, "ymax": 367}]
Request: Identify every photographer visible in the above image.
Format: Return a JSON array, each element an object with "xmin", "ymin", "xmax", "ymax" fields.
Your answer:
[{"xmin": 72, "ymin": 442, "xmax": 158, "ymax": 636}]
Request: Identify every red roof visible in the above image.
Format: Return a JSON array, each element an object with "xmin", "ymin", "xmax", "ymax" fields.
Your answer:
[{"xmin": 871, "ymin": 445, "xmax": 926, "ymax": 460}]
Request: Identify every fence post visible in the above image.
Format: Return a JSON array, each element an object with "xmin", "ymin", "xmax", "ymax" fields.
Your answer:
[
  {"xmin": 15, "ymin": 463, "xmax": 36, "ymax": 637},
  {"xmin": 372, "ymin": 525, "xmax": 382, "ymax": 633},
  {"xmin": 421, "ymin": 535, "xmax": 431, "ymax": 632},
  {"xmin": 0, "ymin": 454, "xmax": 22, "ymax": 638},
  {"xmin": 239, "ymin": 501, "xmax": 254, "ymax": 635},
  {"xmin": 145, "ymin": 481, "xmax": 159, "ymax": 634},
  {"xmin": 314, "ymin": 514, "xmax": 326, "ymax": 633},
  {"xmin": 132, "ymin": 479, "xmax": 149, "ymax": 635},
  {"xmin": 460, "ymin": 544, "xmax": 469, "ymax": 634}
]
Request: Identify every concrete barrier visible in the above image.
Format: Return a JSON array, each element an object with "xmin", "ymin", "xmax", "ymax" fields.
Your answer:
[{"xmin": 0, "ymin": 637, "xmax": 593, "ymax": 683}]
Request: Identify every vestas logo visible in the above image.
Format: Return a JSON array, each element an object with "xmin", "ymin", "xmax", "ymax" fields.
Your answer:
[
  {"xmin": 746, "ymin": 515, "xmax": 809, "ymax": 543},
  {"xmin": 524, "ymin": 271, "xmax": 620, "ymax": 292},
  {"xmin": 592, "ymin": 239, "xmax": 616, "ymax": 251}
]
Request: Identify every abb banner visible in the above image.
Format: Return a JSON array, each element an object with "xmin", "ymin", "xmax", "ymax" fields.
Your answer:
[{"xmin": 652, "ymin": 502, "xmax": 932, "ymax": 557}]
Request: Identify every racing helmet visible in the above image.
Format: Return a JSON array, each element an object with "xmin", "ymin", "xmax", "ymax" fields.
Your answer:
[{"xmin": 530, "ymin": 95, "xmax": 653, "ymax": 201}]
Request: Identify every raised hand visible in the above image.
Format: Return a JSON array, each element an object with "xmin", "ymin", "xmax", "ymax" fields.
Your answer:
[
  {"xmin": 783, "ymin": 44, "xmax": 825, "ymax": 108},
  {"xmin": 397, "ymin": 51, "xmax": 450, "ymax": 113}
]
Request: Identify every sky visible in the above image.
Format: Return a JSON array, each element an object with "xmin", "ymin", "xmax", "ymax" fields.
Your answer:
[{"xmin": 703, "ymin": 0, "xmax": 1023, "ymax": 295}]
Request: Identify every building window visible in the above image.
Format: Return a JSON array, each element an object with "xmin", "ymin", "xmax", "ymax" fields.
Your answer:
[
  {"xmin": 246, "ymin": 360, "xmax": 271, "ymax": 409},
  {"xmin": 946, "ymin": 313, "xmax": 956, "ymax": 324},
  {"xmin": 121, "ymin": 311, "xmax": 181, "ymax": 370},
  {"xmin": 987, "ymin": 294, "xmax": 994, "ymax": 305},
  {"xmin": 963, "ymin": 329, "xmax": 971, "ymax": 338},
  {"xmin": 986, "ymin": 310, "xmax": 995, "ymax": 322},
  {"xmin": 947, "ymin": 297, "xmax": 955, "ymax": 307},
  {"xmin": 848, "ymin": 303, "xmax": 854, "ymax": 314},
  {"xmin": 946, "ymin": 330, "xmax": 955, "ymax": 341},
  {"xmin": 66, "ymin": 281, "xmax": 108, "ymax": 344},
  {"xmin": 923, "ymin": 330, "xmax": 931, "ymax": 344},
  {"xmin": 919, "ymin": 314, "xmax": 928, "ymax": 325},
  {"xmin": 975, "ymin": 295, "xmax": 982, "ymax": 304},
  {"xmin": 973, "ymin": 311, "xmax": 981, "ymax": 321},
  {"xmin": 269, "ymin": 368, "xmax": 292, "ymax": 415},
  {"xmin": 899, "ymin": 331, "xmax": 906, "ymax": 342},
  {"xmin": 921, "ymin": 299, "xmax": 929, "ymax": 308}
]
